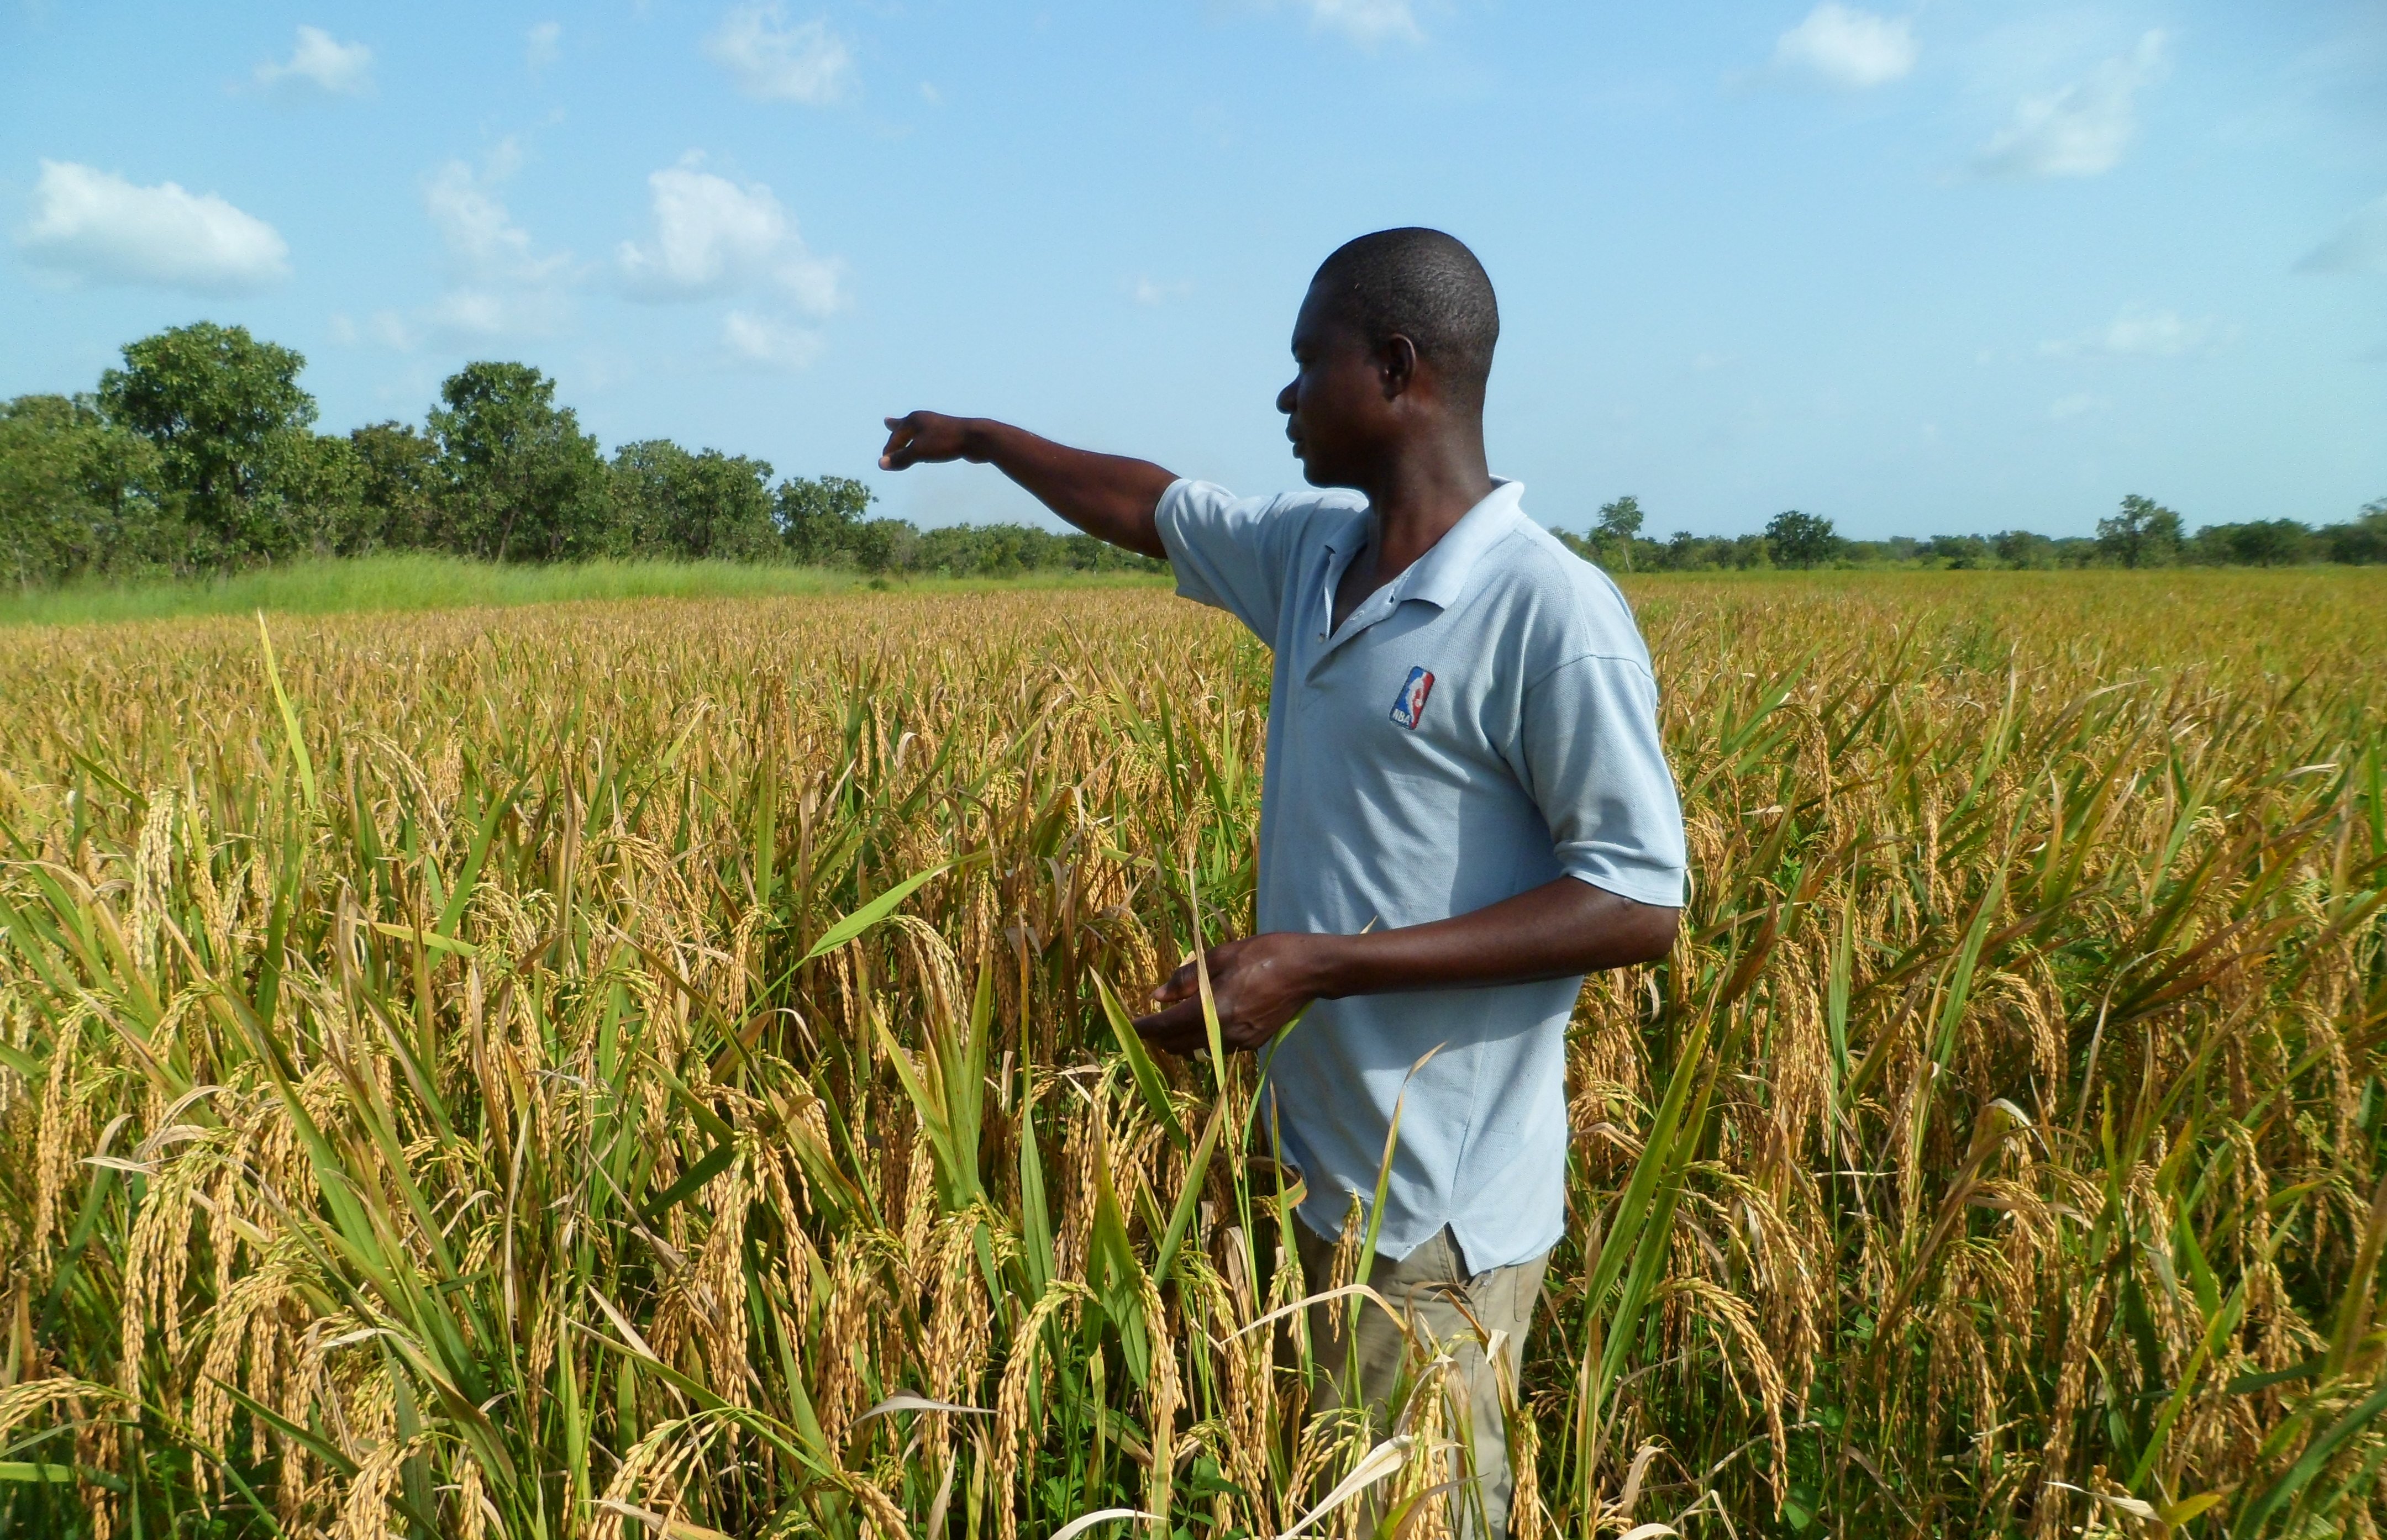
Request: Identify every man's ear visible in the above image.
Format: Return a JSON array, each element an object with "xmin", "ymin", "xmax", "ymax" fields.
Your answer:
[{"xmin": 1376, "ymin": 334, "xmax": 1419, "ymax": 400}]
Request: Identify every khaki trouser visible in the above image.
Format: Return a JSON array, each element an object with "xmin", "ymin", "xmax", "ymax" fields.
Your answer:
[{"xmin": 1294, "ymin": 1221, "xmax": 1549, "ymax": 1539}]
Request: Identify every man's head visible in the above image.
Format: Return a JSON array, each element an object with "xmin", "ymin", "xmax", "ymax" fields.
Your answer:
[{"xmin": 1278, "ymin": 228, "xmax": 1499, "ymax": 489}]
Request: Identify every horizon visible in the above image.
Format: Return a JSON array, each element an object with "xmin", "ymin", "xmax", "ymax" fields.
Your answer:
[{"xmin": 3, "ymin": 2, "xmax": 2382, "ymax": 541}]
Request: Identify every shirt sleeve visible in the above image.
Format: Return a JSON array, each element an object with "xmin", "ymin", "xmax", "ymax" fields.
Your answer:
[
  {"xmin": 1517, "ymin": 654, "xmax": 1689, "ymax": 908},
  {"xmin": 1153, "ymin": 478, "xmax": 1312, "ymax": 641}
]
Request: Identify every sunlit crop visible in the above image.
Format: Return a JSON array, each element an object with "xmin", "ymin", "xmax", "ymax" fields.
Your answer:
[{"xmin": 2, "ymin": 568, "xmax": 2383, "ymax": 1538}]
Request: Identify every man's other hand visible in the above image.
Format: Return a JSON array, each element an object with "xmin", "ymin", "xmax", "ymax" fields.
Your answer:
[
  {"xmin": 1126, "ymin": 878, "xmax": 1679, "ymax": 1058},
  {"xmin": 879, "ymin": 412, "xmax": 979, "ymax": 470},
  {"xmin": 1135, "ymin": 932, "xmax": 1324, "ymax": 1055}
]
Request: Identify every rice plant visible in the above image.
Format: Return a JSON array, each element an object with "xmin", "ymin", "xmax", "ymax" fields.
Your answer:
[{"xmin": 1, "ymin": 569, "xmax": 2382, "ymax": 1538}]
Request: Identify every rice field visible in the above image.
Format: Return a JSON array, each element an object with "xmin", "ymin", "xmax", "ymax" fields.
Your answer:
[{"xmin": 1, "ymin": 568, "xmax": 2383, "ymax": 1539}]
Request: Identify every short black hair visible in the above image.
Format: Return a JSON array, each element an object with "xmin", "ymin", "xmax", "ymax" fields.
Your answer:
[{"xmin": 1311, "ymin": 228, "xmax": 1499, "ymax": 407}]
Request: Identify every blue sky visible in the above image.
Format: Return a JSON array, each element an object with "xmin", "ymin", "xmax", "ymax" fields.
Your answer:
[{"xmin": 4, "ymin": 1, "xmax": 2381, "ymax": 540}]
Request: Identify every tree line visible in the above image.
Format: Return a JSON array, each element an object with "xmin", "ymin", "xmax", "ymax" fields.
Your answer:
[
  {"xmin": 5, "ymin": 323, "xmax": 2380, "ymax": 590},
  {"xmin": 1561, "ymin": 494, "xmax": 2387, "ymax": 573},
  {"xmin": 0, "ymin": 323, "xmax": 1161, "ymax": 588}
]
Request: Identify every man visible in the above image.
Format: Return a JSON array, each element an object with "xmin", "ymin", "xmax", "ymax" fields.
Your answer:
[{"xmin": 879, "ymin": 227, "xmax": 1685, "ymax": 1537}]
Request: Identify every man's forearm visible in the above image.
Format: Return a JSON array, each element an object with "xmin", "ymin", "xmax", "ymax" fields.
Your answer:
[
  {"xmin": 1134, "ymin": 875, "xmax": 1679, "ymax": 1052},
  {"xmin": 1305, "ymin": 877, "xmax": 1676, "ymax": 998},
  {"xmin": 958, "ymin": 420, "xmax": 1176, "ymax": 560}
]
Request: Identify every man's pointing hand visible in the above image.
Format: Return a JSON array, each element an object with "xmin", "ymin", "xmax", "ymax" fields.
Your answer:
[
  {"xmin": 879, "ymin": 412, "xmax": 979, "ymax": 471},
  {"xmin": 870, "ymin": 412, "xmax": 1174, "ymax": 557}
]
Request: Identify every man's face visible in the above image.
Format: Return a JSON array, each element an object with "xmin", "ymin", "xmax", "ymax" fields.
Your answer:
[{"xmin": 1276, "ymin": 281, "xmax": 1391, "ymax": 490}]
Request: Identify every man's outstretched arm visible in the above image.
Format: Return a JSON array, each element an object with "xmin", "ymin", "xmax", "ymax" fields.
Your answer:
[
  {"xmin": 880, "ymin": 412, "xmax": 1177, "ymax": 561},
  {"xmin": 1132, "ymin": 877, "xmax": 1680, "ymax": 1054}
]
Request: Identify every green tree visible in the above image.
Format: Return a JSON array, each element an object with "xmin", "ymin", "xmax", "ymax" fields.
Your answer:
[
  {"xmin": 612, "ymin": 440, "xmax": 782, "ymax": 561},
  {"xmin": 0, "ymin": 394, "xmax": 169, "ymax": 584},
  {"xmin": 775, "ymin": 474, "xmax": 877, "ymax": 563},
  {"xmin": 1765, "ymin": 509, "xmax": 1840, "ymax": 568},
  {"xmin": 348, "ymin": 422, "xmax": 441, "ymax": 552},
  {"xmin": 97, "ymin": 323, "xmax": 316, "ymax": 561},
  {"xmin": 1994, "ymin": 530, "xmax": 2055, "ymax": 569},
  {"xmin": 426, "ymin": 363, "xmax": 611, "ymax": 562},
  {"xmin": 278, "ymin": 434, "xmax": 370, "ymax": 556},
  {"xmin": 1659, "ymin": 531, "xmax": 1711, "ymax": 570},
  {"xmin": 2321, "ymin": 500, "xmax": 2386, "ymax": 564},
  {"xmin": 1922, "ymin": 534, "xmax": 1992, "ymax": 569},
  {"xmin": 2095, "ymin": 494, "xmax": 2181, "ymax": 568},
  {"xmin": 2189, "ymin": 519, "xmax": 2310, "ymax": 567},
  {"xmin": 1594, "ymin": 495, "xmax": 1645, "ymax": 572},
  {"xmin": 843, "ymin": 517, "xmax": 922, "ymax": 574}
]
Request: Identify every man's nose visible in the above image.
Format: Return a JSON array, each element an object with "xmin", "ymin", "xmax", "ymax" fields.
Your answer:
[{"xmin": 1275, "ymin": 379, "xmax": 1297, "ymax": 414}]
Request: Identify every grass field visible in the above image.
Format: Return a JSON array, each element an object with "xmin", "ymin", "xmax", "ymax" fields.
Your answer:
[
  {"xmin": 2, "ymin": 569, "xmax": 2383, "ymax": 1539},
  {"xmin": 0, "ymin": 553, "xmax": 1171, "ymax": 629}
]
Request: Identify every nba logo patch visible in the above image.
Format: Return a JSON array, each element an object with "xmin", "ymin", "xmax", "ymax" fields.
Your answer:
[{"xmin": 1390, "ymin": 666, "xmax": 1436, "ymax": 730}]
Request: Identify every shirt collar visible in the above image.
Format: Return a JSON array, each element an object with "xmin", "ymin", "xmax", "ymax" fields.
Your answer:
[{"xmin": 1385, "ymin": 478, "xmax": 1528, "ymax": 610}]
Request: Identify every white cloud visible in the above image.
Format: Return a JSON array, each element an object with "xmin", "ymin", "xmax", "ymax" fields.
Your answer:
[
  {"xmin": 527, "ymin": 21, "xmax": 563, "ymax": 71},
  {"xmin": 328, "ymin": 310, "xmax": 420, "ymax": 349},
  {"xmin": 426, "ymin": 290, "xmax": 508, "ymax": 337},
  {"xmin": 1770, "ymin": 4, "xmax": 1916, "ymax": 89},
  {"xmin": 618, "ymin": 156, "xmax": 844, "ymax": 312},
  {"xmin": 417, "ymin": 288, "xmax": 570, "ymax": 342},
  {"xmin": 425, "ymin": 149, "xmax": 568, "ymax": 285},
  {"xmin": 1975, "ymin": 30, "xmax": 2167, "ymax": 178},
  {"xmin": 2041, "ymin": 304, "xmax": 2230, "ymax": 360},
  {"xmin": 412, "ymin": 147, "xmax": 572, "ymax": 340},
  {"xmin": 1129, "ymin": 275, "xmax": 1192, "ymax": 305},
  {"xmin": 704, "ymin": 6, "xmax": 854, "ymax": 104},
  {"xmin": 723, "ymin": 311, "xmax": 823, "ymax": 370},
  {"xmin": 17, "ymin": 160, "xmax": 290, "ymax": 293},
  {"xmin": 1302, "ymin": 0, "xmax": 1422, "ymax": 48},
  {"xmin": 253, "ymin": 25, "xmax": 374, "ymax": 97},
  {"xmin": 345, "ymin": 310, "xmax": 416, "ymax": 349},
  {"xmin": 2297, "ymin": 195, "xmax": 2387, "ymax": 276}
]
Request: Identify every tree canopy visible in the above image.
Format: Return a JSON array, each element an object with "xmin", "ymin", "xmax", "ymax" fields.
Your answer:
[
  {"xmin": 2, "ymin": 323, "xmax": 2378, "ymax": 590},
  {"xmin": 1554, "ymin": 493, "xmax": 2385, "ymax": 574},
  {"xmin": 1764, "ymin": 509, "xmax": 1842, "ymax": 568},
  {"xmin": 0, "ymin": 324, "xmax": 1169, "ymax": 588},
  {"xmin": 425, "ymin": 362, "xmax": 612, "ymax": 563},
  {"xmin": 97, "ymin": 323, "xmax": 316, "ymax": 561},
  {"xmin": 2096, "ymin": 494, "xmax": 2183, "ymax": 569}
]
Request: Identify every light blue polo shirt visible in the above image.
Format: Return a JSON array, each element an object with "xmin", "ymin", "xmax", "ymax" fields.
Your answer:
[{"xmin": 1155, "ymin": 476, "xmax": 1686, "ymax": 1272}]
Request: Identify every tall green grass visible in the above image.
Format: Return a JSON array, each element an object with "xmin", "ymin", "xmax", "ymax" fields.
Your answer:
[
  {"xmin": 0, "ymin": 552, "xmax": 1169, "ymax": 629},
  {"xmin": 3, "ymin": 550, "xmax": 2358, "ymax": 635}
]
